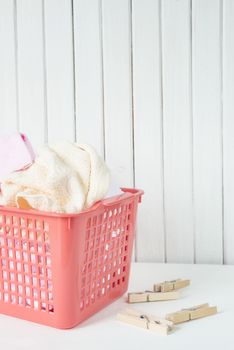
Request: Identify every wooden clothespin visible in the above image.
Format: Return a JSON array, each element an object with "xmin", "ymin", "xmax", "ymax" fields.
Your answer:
[
  {"xmin": 166, "ymin": 303, "xmax": 217, "ymax": 324},
  {"xmin": 128, "ymin": 290, "xmax": 180, "ymax": 303},
  {"xmin": 117, "ymin": 308, "xmax": 175, "ymax": 335},
  {"xmin": 154, "ymin": 279, "xmax": 190, "ymax": 293}
]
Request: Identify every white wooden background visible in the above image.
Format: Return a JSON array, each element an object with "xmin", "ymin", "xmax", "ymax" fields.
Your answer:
[{"xmin": 0, "ymin": 0, "xmax": 234, "ymax": 265}]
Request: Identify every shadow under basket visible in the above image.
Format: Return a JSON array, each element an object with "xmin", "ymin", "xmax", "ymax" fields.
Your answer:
[{"xmin": 0, "ymin": 188, "xmax": 143, "ymax": 329}]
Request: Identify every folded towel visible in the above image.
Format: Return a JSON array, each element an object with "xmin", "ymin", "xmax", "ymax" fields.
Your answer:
[
  {"xmin": 0, "ymin": 141, "xmax": 110, "ymax": 213},
  {"xmin": 0, "ymin": 133, "xmax": 35, "ymax": 185}
]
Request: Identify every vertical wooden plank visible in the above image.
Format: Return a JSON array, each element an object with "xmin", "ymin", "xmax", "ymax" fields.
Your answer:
[
  {"xmin": 73, "ymin": 0, "xmax": 104, "ymax": 156},
  {"xmin": 192, "ymin": 0, "xmax": 223, "ymax": 263},
  {"xmin": 44, "ymin": 0, "xmax": 75, "ymax": 142},
  {"xmin": 0, "ymin": 0, "xmax": 18, "ymax": 134},
  {"xmin": 17, "ymin": 0, "xmax": 46, "ymax": 150},
  {"xmin": 132, "ymin": 0, "xmax": 164, "ymax": 262},
  {"xmin": 102, "ymin": 0, "xmax": 133, "ymax": 187},
  {"xmin": 162, "ymin": 0, "xmax": 194, "ymax": 263},
  {"xmin": 223, "ymin": 0, "xmax": 234, "ymax": 264}
]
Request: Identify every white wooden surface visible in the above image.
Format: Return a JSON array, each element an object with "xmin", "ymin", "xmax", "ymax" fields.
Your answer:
[
  {"xmin": 162, "ymin": 0, "xmax": 194, "ymax": 263},
  {"xmin": 17, "ymin": 0, "xmax": 46, "ymax": 149},
  {"xmin": 223, "ymin": 0, "xmax": 234, "ymax": 265},
  {"xmin": 73, "ymin": 0, "xmax": 105, "ymax": 156},
  {"xmin": 192, "ymin": 0, "xmax": 223, "ymax": 264},
  {"xmin": 102, "ymin": 0, "xmax": 134, "ymax": 188},
  {"xmin": 0, "ymin": 0, "xmax": 234, "ymax": 264},
  {"xmin": 0, "ymin": 0, "xmax": 18, "ymax": 133},
  {"xmin": 44, "ymin": 0, "xmax": 75, "ymax": 142},
  {"xmin": 132, "ymin": 0, "xmax": 165, "ymax": 262},
  {"xmin": 0, "ymin": 263, "xmax": 232, "ymax": 350}
]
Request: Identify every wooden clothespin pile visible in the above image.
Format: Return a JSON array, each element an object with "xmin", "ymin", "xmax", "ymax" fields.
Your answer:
[
  {"xmin": 128, "ymin": 278, "xmax": 190, "ymax": 303},
  {"xmin": 117, "ymin": 278, "xmax": 218, "ymax": 335},
  {"xmin": 166, "ymin": 303, "xmax": 217, "ymax": 324},
  {"xmin": 154, "ymin": 278, "xmax": 190, "ymax": 292}
]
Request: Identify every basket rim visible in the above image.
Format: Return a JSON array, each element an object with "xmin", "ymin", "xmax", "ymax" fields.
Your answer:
[{"xmin": 0, "ymin": 188, "xmax": 144, "ymax": 218}]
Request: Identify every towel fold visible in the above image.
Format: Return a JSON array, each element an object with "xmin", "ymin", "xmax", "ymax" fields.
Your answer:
[{"xmin": 0, "ymin": 141, "xmax": 110, "ymax": 213}]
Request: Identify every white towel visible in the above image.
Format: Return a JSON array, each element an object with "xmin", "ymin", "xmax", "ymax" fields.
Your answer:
[{"xmin": 0, "ymin": 141, "xmax": 110, "ymax": 213}]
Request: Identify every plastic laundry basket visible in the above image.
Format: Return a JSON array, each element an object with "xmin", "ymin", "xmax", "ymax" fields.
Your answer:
[{"xmin": 0, "ymin": 188, "xmax": 143, "ymax": 329}]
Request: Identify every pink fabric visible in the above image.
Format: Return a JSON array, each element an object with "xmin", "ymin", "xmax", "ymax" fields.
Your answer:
[{"xmin": 0, "ymin": 133, "xmax": 35, "ymax": 185}]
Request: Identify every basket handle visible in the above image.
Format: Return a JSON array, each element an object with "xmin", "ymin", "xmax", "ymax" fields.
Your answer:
[
  {"xmin": 102, "ymin": 192, "xmax": 132, "ymax": 207},
  {"xmin": 101, "ymin": 188, "xmax": 144, "ymax": 208}
]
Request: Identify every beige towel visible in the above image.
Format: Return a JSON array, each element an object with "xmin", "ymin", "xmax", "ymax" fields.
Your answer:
[{"xmin": 0, "ymin": 141, "xmax": 110, "ymax": 213}]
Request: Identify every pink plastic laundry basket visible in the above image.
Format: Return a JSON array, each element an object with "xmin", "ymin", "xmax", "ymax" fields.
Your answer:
[{"xmin": 0, "ymin": 188, "xmax": 143, "ymax": 329}]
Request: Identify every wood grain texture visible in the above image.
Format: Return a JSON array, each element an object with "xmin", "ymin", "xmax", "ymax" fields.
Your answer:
[
  {"xmin": 132, "ymin": 0, "xmax": 165, "ymax": 262},
  {"xmin": 73, "ymin": 0, "xmax": 105, "ymax": 156},
  {"xmin": 16, "ymin": 0, "xmax": 46, "ymax": 150},
  {"xmin": 223, "ymin": 0, "xmax": 234, "ymax": 264},
  {"xmin": 44, "ymin": 0, "xmax": 75, "ymax": 142},
  {"xmin": 192, "ymin": 0, "xmax": 223, "ymax": 263},
  {"xmin": 0, "ymin": 0, "xmax": 18, "ymax": 134},
  {"xmin": 162, "ymin": 0, "xmax": 194, "ymax": 263},
  {"xmin": 101, "ymin": 0, "xmax": 134, "ymax": 188}
]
